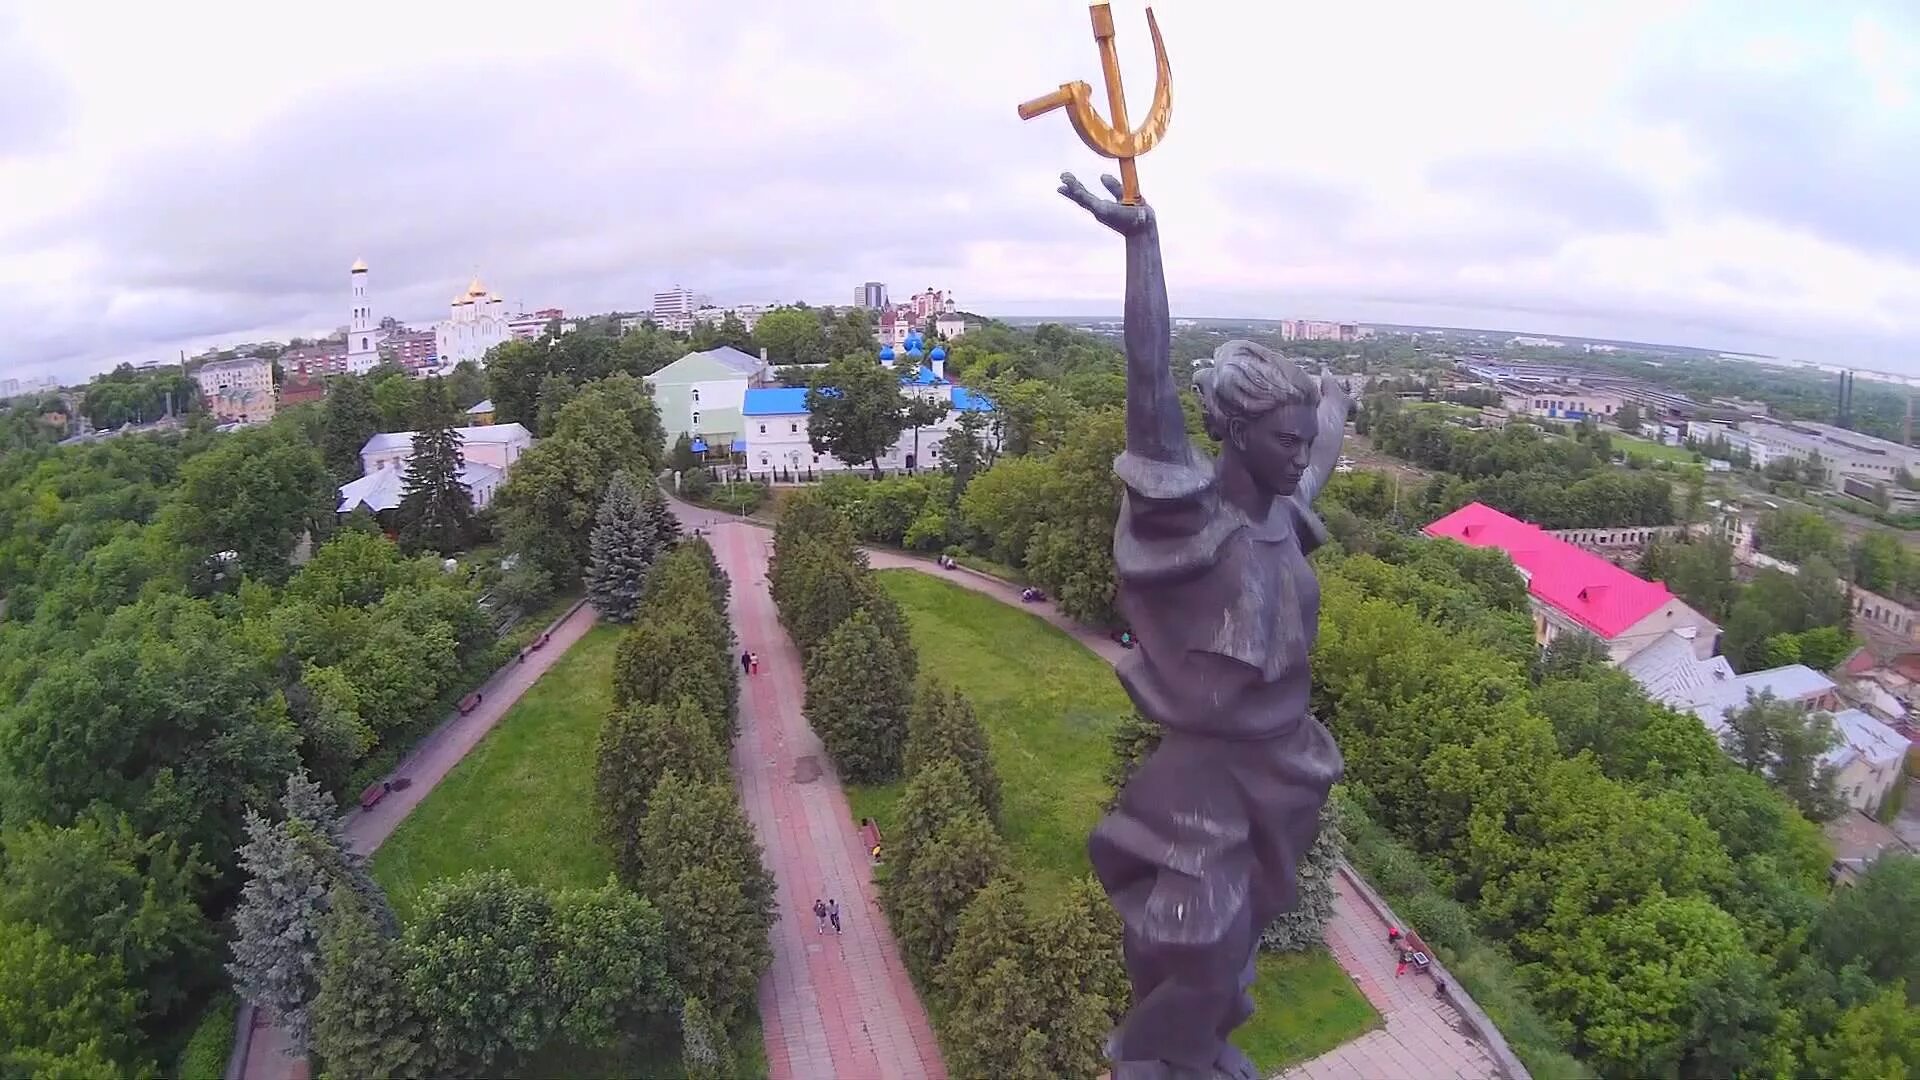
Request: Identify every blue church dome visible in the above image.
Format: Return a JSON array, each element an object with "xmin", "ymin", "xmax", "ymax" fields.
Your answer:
[
  {"xmin": 906, "ymin": 344, "xmax": 924, "ymax": 358},
  {"xmin": 878, "ymin": 345, "xmax": 896, "ymax": 362},
  {"xmin": 930, "ymin": 346, "xmax": 947, "ymax": 361}
]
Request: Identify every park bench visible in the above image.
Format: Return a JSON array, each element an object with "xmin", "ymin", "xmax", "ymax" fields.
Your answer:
[
  {"xmin": 359, "ymin": 782, "xmax": 388, "ymax": 810},
  {"xmin": 531, "ymin": 631, "xmax": 551, "ymax": 650},
  {"xmin": 860, "ymin": 818, "xmax": 884, "ymax": 863},
  {"xmin": 458, "ymin": 692, "xmax": 484, "ymax": 715}
]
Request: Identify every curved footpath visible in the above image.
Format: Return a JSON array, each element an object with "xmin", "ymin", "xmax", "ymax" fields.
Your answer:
[{"xmin": 231, "ymin": 599, "xmax": 599, "ymax": 1080}]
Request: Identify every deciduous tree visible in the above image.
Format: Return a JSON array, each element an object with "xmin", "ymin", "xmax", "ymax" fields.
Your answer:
[{"xmin": 806, "ymin": 355, "xmax": 907, "ymax": 476}]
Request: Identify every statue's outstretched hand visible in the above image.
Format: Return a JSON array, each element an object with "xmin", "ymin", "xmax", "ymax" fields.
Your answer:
[
  {"xmin": 1318, "ymin": 371, "xmax": 1353, "ymax": 423},
  {"xmin": 1059, "ymin": 172, "xmax": 1154, "ymax": 236}
]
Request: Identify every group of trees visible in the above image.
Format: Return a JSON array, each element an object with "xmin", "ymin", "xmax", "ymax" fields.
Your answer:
[
  {"xmin": 0, "ymin": 398, "xmax": 531, "ymax": 1070},
  {"xmin": 597, "ymin": 538, "xmax": 773, "ymax": 1048},
  {"xmin": 492, "ymin": 374, "xmax": 667, "ymax": 594},
  {"xmin": 81, "ymin": 363, "xmax": 199, "ymax": 429},
  {"xmin": 768, "ymin": 492, "xmax": 917, "ymax": 782},
  {"xmin": 1640, "ymin": 535, "xmax": 1856, "ymax": 673},
  {"xmin": 886, "ymin": 677, "xmax": 1128, "ymax": 1078},
  {"xmin": 227, "ymin": 775, "xmax": 683, "ymax": 1075},
  {"xmin": 1361, "ymin": 400, "xmax": 1678, "ymax": 528},
  {"xmin": 1305, "ymin": 495, "xmax": 1919, "ymax": 1076},
  {"xmin": 1753, "ymin": 504, "xmax": 1920, "ymax": 604}
]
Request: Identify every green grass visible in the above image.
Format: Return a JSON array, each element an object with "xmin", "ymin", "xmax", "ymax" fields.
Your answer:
[
  {"xmin": 871, "ymin": 570, "xmax": 1134, "ymax": 904},
  {"xmin": 1610, "ymin": 432, "xmax": 1698, "ymax": 464},
  {"xmin": 870, "ymin": 570, "xmax": 1379, "ymax": 1070},
  {"xmin": 174, "ymin": 992, "xmax": 236, "ymax": 1080},
  {"xmin": 372, "ymin": 624, "xmax": 622, "ymax": 921},
  {"xmin": 368, "ymin": 623, "xmax": 767, "ymax": 1076},
  {"xmin": 1241, "ymin": 952, "xmax": 1384, "ymax": 1069}
]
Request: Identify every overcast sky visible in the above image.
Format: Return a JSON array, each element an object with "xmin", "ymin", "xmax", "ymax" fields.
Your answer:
[{"xmin": 5, "ymin": 0, "xmax": 1920, "ymax": 381}]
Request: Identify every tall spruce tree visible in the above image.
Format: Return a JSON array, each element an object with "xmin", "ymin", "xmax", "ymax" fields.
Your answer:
[
  {"xmin": 803, "ymin": 609, "xmax": 913, "ymax": 782},
  {"xmin": 1260, "ymin": 801, "xmax": 1345, "ymax": 953},
  {"xmin": 904, "ymin": 681, "xmax": 1001, "ymax": 822},
  {"xmin": 321, "ymin": 376, "xmax": 384, "ymax": 484},
  {"xmin": 888, "ymin": 758, "xmax": 982, "ymax": 881},
  {"xmin": 1032, "ymin": 877, "xmax": 1129, "ymax": 1076},
  {"xmin": 587, "ymin": 472, "xmax": 659, "ymax": 622},
  {"xmin": 227, "ymin": 810, "xmax": 331, "ymax": 1053},
  {"xmin": 639, "ymin": 483, "xmax": 683, "ymax": 555},
  {"xmin": 892, "ymin": 811, "xmax": 1008, "ymax": 980},
  {"xmin": 596, "ymin": 700, "xmax": 728, "ymax": 885},
  {"xmin": 635, "ymin": 773, "xmax": 776, "ymax": 918},
  {"xmin": 394, "ymin": 378, "xmax": 473, "ymax": 555},
  {"xmin": 311, "ymin": 887, "xmax": 428, "ymax": 1078}
]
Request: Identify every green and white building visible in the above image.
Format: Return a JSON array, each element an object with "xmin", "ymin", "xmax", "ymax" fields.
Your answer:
[{"xmin": 643, "ymin": 346, "xmax": 769, "ymax": 452}]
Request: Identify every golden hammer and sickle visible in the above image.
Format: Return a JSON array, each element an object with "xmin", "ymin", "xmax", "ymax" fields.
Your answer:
[{"xmin": 1017, "ymin": 3, "xmax": 1172, "ymax": 205}]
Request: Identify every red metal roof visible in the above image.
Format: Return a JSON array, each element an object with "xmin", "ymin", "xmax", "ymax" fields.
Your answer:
[{"xmin": 1422, "ymin": 502, "xmax": 1675, "ymax": 640}]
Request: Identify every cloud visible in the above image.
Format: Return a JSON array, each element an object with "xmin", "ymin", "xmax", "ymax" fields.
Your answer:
[
  {"xmin": 0, "ymin": 19, "xmax": 66, "ymax": 157},
  {"xmin": 1635, "ymin": 44, "xmax": 1920, "ymax": 262},
  {"xmin": 1426, "ymin": 150, "xmax": 1662, "ymax": 233}
]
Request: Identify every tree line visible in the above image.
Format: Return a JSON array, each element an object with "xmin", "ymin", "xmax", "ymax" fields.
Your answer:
[
  {"xmin": 1306, "ymin": 482, "xmax": 1920, "ymax": 1077},
  {"xmin": 596, "ymin": 534, "xmax": 774, "ymax": 1071}
]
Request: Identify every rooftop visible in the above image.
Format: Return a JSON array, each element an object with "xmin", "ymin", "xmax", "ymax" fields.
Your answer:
[
  {"xmin": 743, "ymin": 387, "xmax": 810, "ymax": 416},
  {"xmin": 1423, "ymin": 502, "xmax": 1677, "ymax": 639},
  {"xmin": 1622, "ymin": 630, "xmax": 1735, "ymax": 704},
  {"xmin": 359, "ymin": 422, "xmax": 531, "ymax": 455},
  {"xmin": 1677, "ymin": 664, "xmax": 1838, "ymax": 734},
  {"xmin": 465, "ymin": 398, "xmax": 494, "ymax": 414},
  {"xmin": 1824, "ymin": 708, "xmax": 1909, "ymax": 772},
  {"xmin": 337, "ymin": 461, "xmax": 502, "ymax": 513}
]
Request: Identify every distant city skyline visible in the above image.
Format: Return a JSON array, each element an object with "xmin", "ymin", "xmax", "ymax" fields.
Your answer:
[{"xmin": 4, "ymin": 2, "xmax": 1919, "ymax": 380}]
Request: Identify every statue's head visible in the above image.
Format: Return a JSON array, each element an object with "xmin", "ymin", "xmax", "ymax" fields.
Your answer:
[{"xmin": 1194, "ymin": 341, "xmax": 1321, "ymax": 496}]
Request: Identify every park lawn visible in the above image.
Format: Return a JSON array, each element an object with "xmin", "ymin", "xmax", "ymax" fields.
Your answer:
[
  {"xmin": 869, "ymin": 569, "xmax": 1380, "ymax": 1071},
  {"xmin": 372, "ymin": 624, "xmax": 621, "ymax": 920},
  {"xmin": 369, "ymin": 622, "xmax": 767, "ymax": 1077},
  {"xmin": 1612, "ymin": 432, "xmax": 1698, "ymax": 464}
]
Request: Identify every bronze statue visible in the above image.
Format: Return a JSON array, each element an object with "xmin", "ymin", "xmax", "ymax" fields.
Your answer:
[
  {"xmin": 1024, "ymin": 10, "xmax": 1349, "ymax": 1076},
  {"xmin": 1059, "ymin": 169, "xmax": 1349, "ymax": 1080}
]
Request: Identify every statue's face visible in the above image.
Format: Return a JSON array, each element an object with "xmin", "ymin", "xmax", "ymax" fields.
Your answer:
[{"xmin": 1231, "ymin": 402, "xmax": 1318, "ymax": 496}]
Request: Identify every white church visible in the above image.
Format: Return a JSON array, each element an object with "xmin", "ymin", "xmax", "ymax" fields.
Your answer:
[{"xmin": 435, "ymin": 277, "xmax": 515, "ymax": 367}]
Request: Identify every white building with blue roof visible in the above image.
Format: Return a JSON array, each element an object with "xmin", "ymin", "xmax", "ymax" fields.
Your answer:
[{"xmin": 740, "ymin": 334, "xmax": 993, "ymax": 475}]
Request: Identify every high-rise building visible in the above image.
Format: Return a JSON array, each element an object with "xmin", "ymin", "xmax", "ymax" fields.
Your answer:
[
  {"xmin": 345, "ymin": 258, "xmax": 381, "ymax": 375},
  {"xmin": 856, "ymin": 282, "xmax": 888, "ymax": 309},
  {"xmin": 652, "ymin": 285, "xmax": 712, "ymax": 319}
]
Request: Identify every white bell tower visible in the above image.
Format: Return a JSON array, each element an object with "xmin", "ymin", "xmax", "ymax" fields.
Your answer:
[{"xmin": 346, "ymin": 257, "xmax": 378, "ymax": 374}]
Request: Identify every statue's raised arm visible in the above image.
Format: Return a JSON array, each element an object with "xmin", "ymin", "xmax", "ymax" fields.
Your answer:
[{"xmin": 1058, "ymin": 172, "xmax": 1186, "ymax": 464}]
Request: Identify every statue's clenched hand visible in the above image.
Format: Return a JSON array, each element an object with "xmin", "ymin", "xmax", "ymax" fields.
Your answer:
[{"xmin": 1059, "ymin": 172, "xmax": 1155, "ymax": 237}]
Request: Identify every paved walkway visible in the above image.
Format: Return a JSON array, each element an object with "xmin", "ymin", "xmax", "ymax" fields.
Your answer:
[
  {"xmin": 710, "ymin": 522, "xmax": 946, "ymax": 1080},
  {"xmin": 236, "ymin": 600, "xmax": 599, "ymax": 1080},
  {"xmin": 1281, "ymin": 873, "xmax": 1499, "ymax": 1080}
]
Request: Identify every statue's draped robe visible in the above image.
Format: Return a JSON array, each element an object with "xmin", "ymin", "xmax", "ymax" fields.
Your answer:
[{"xmin": 1091, "ymin": 442, "xmax": 1345, "ymax": 1070}]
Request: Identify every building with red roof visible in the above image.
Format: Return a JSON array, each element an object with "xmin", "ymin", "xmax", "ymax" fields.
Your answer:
[{"xmin": 1424, "ymin": 502, "xmax": 1721, "ymax": 662}]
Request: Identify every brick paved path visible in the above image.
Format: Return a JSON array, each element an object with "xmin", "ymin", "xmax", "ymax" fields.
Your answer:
[
  {"xmin": 1281, "ymin": 873, "xmax": 1499, "ymax": 1080},
  {"xmin": 236, "ymin": 600, "xmax": 598, "ymax": 1080},
  {"xmin": 711, "ymin": 522, "xmax": 946, "ymax": 1080}
]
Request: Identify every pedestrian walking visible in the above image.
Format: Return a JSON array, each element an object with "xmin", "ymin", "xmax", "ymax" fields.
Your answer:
[
  {"xmin": 749, "ymin": 652, "xmax": 760, "ymax": 675},
  {"xmin": 828, "ymin": 898, "xmax": 842, "ymax": 935},
  {"xmin": 740, "ymin": 650, "xmax": 751, "ymax": 674},
  {"xmin": 812, "ymin": 898, "xmax": 827, "ymax": 935},
  {"xmin": 1396, "ymin": 943, "xmax": 1414, "ymax": 977}
]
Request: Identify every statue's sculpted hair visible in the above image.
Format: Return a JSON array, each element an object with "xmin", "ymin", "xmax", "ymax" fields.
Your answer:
[{"xmin": 1191, "ymin": 340, "xmax": 1320, "ymax": 442}]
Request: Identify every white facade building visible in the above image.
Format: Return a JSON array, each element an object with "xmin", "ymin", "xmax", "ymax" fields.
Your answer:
[
  {"xmin": 345, "ymin": 258, "xmax": 382, "ymax": 374},
  {"xmin": 935, "ymin": 313, "xmax": 969, "ymax": 339},
  {"xmin": 740, "ymin": 341, "xmax": 994, "ymax": 474},
  {"xmin": 338, "ymin": 422, "xmax": 532, "ymax": 513},
  {"xmin": 644, "ymin": 347, "xmax": 767, "ymax": 448},
  {"xmin": 193, "ymin": 356, "xmax": 272, "ymax": 398},
  {"xmin": 435, "ymin": 277, "xmax": 515, "ymax": 368},
  {"xmin": 692, "ymin": 304, "xmax": 772, "ymax": 333}
]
